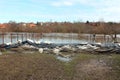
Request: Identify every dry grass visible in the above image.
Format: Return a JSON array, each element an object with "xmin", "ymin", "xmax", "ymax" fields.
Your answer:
[
  {"xmin": 0, "ymin": 52, "xmax": 120, "ymax": 80},
  {"xmin": 72, "ymin": 54, "xmax": 120, "ymax": 80},
  {"xmin": 0, "ymin": 53, "xmax": 67, "ymax": 80}
]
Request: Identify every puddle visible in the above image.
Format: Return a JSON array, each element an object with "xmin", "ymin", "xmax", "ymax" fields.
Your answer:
[{"xmin": 56, "ymin": 56, "xmax": 72, "ymax": 62}]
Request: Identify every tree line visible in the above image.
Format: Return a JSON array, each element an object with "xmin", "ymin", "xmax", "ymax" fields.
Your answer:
[
  {"xmin": 0, "ymin": 21, "xmax": 120, "ymax": 42},
  {"xmin": 1, "ymin": 21, "xmax": 120, "ymax": 35}
]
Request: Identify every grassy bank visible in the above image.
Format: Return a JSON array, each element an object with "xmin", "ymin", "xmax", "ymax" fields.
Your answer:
[
  {"xmin": 0, "ymin": 52, "xmax": 120, "ymax": 80},
  {"xmin": 0, "ymin": 53, "xmax": 67, "ymax": 80}
]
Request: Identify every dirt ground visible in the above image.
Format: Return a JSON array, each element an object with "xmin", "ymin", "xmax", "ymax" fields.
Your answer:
[{"xmin": 73, "ymin": 54, "xmax": 120, "ymax": 80}]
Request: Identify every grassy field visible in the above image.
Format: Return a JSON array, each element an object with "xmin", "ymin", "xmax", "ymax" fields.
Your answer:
[{"xmin": 0, "ymin": 52, "xmax": 120, "ymax": 80}]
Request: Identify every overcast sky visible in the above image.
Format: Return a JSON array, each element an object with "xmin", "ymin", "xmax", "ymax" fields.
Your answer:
[{"xmin": 0, "ymin": 0, "xmax": 120, "ymax": 22}]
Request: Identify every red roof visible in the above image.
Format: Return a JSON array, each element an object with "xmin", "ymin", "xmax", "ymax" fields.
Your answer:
[
  {"xmin": 28, "ymin": 23, "xmax": 36, "ymax": 28},
  {"xmin": 0, "ymin": 24, "xmax": 6, "ymax": 28}
]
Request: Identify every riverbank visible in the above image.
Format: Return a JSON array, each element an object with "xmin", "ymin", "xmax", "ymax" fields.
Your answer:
[
  {"xmin": 1, "ymin": 39, "xmax": 120, "ymax": 56},
  {"xmin": 0, "ymin": 52, "xmax": 120, "ymax": 80}
]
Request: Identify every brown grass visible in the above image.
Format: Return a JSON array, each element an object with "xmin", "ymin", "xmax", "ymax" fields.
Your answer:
[
  {"xmin": 0, "ymin": 53, "xmax": 67, "ymax": 80},
  {"xmin": 0, "ymin": 52, "xmax": 120, "ymax": 80},
  {"xmin": 72, "ymin": 54, "xmax": 120, "ymax": 80}
]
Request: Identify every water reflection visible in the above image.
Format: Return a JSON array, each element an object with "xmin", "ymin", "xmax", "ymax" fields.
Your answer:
[
  {"xmin": 1, "ymin": 32, "xmax": 120, "ymax": 44},
  {"xmin": 0, "ymin": 33, "xmax": 88, "ymax": 44},
  {"xmin": 40, "ymin": 36, "xmax": 87, "ymax": 44}
]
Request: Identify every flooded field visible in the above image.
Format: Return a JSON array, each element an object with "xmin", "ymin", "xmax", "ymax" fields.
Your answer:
[
  {"xmin": 0, "ymin": 32, "xmax": 88, "ymax": 44},
  {"xmin": 1, "ymin": 32, "xmax": 120, "ymax": 44}
]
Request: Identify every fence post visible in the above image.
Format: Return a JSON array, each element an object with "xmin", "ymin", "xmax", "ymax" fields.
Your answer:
[
  {"xmin": 26, "ymin": 33, "xmax": 27, "ymax": 40},
  {"xmin": 21, "ymin": 34, "xmax": 23, "ymax": 41},
  {"xmin": 2, "ymin": 33, "xmax": 4, "ymax": 44},
  {"xmin": 10, "ymin": 33, "xmax": 12, "ymax": 44},
  {"xmin": 17, "ymin": 33, "xmax": 19, "ymax": 41},
  {"xmin": 29, "ymin": 33, "xmax": 31, "ymax": 39}
]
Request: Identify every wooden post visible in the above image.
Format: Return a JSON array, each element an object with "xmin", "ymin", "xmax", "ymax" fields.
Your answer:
[
  {"xmin": 40, "ymin": 33, "xmax": 42, "ymax": 38},
  {"xmin": 21, "ymin": 34, "xmax": 23, "ymax": 41},
  {"xmin": 33, "ymin": 33, "xmax": 35, "ymax": 40},
  {"xmin": 28, "ymin": 33, "xmax": 30, "ymax": 39},
  {"xmin": 86, "ymin": 35, "xmax": 88, "ymax": 42},
  {"xmin": 89, "ymin": 34, "xmax": 91, "ymax": 42},
  {"xmin": 32, "ymin": 33, "xmax": 34, "ymax": 40},
  {"xmin": 114, "ymin": 34, "xmax": 117, "ymax": 43},
  {"xmin": 93, "ymin": 34, "xmax": 96, "ymax": 43},
  {"xmin": 17, "ymin": 33, "xmax": 19, "ymax": 41},
  {"xmin": 25, "ymin": 33, "xmax": 27, "ymax": 40},
  {"xmin": 103, "ymin": 34, "xmax": 106, "ymax": 43},
  {"xmin": 2, "ymin": 33, "xmax": 4, "ymax": 44},
  {"xmin": 106, "ymin": 35, "xmax": 110, "ymax": 43},
  {"xmin": 31, "ymin": 33, "xmax": 32, "ymax": 39},
  {"xmin": 90, "ymin": 34, "xmax": 93, "ymax": 42},
  {"xmin": 10, "ymin": 33, "xmax": 12, "ymax": 44}
]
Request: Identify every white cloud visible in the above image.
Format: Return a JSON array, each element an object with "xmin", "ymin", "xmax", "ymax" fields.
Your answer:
[
  {"xmin": 33, "ymin": 0, "xmax": 120, "ymax": 22},
  {"xmin": 51, "ymin": 0, "xmax": 74, "ymax": 7},
  {"xmin": 63, "ymin": 1, "xmax": 73, "ymax": 6},
  {"xmin": 1, "ymin": 0, "xmax": 120, "ymax": 22}
]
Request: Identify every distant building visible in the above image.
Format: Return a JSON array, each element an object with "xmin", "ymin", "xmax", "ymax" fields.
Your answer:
[
  {"xmin": 41, "ymin": 22, "xmax": 43, "ymax": 26},
  {"xmin": 22, "ymin": 23, "xmax": 27, "ymax": 27},
  {"xmin": 0, "ymin": 24, "xmax": 7, "ymax": 32},
  {"xmin": 28, "ymin": 23, "xmax": 37, "ymax": 28},
  {"xmin": 0, "ymin": 24, "xmax": 6, "ymax": 29}
]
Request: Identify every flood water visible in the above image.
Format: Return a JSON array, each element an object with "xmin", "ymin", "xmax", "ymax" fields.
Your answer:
[
  {"xmin": 41, "ymin": 33, "xmax": 88, "ymax": 44},
  {"xmin": 0, "ymin": 32, "xmax": 120, "ymax": 44},
  {"xmin": 0, "ymin": 32, "xmax": 88, "ymax": 44}
]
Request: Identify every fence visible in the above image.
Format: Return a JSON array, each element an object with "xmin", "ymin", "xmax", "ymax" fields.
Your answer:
[{"xmin": 0, "ymin": 32, "xmax": 42, "ymax": 44}]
